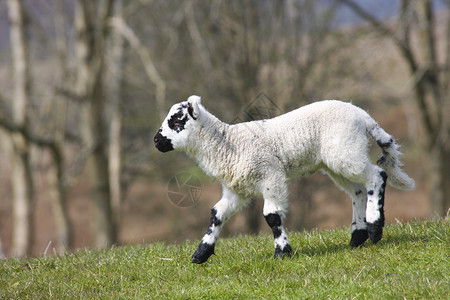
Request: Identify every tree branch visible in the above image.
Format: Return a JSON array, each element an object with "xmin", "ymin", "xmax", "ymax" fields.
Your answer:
[
  {"xmin": 109, "ymin": 16, "xmax": 166, "ymax": 117},
  {"xmin": 337, "ymin": 0, "xmax": 418, "ymax": 72}
]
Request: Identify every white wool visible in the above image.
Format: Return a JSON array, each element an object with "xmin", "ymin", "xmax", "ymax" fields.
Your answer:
[
  {"xmin": 182, "ymin": 100, "xmax": 402, "ymax": 196},
  {"xmin": 157, "ymin": 96, "xmax": 414, "ymax": 202}
]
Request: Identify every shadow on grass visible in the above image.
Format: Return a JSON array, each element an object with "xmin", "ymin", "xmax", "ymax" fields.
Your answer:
[
  {"xmin": 286, "ymin": 231, "xmax": 430, "ymax": 259},
  {"xmin": 295, "ymin": 243, "xmax": 350, "ymax": 258},
  {"xmin": 377, "ymin": 231, "xmax": 430, "ymax": 246}
]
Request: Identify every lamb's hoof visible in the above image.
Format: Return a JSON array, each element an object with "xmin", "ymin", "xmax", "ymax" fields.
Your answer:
[
  {"xmin": 274, "ymin": 244, "xmax": 293, "ymax": 259},
  {"xmin": 350, "ymin": 229, "xmax": 369, "ymax": 247},
  {"xmin": 191, "ymin": 242, "xmax": 215, "ymax": 264},
  {"xmin": 367, "ymin": 222, "xmax": 383, "ymax": 244}
]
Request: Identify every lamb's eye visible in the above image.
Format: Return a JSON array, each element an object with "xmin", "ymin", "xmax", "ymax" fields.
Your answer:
[
  {"xmin": 168, "ymin": 113, "xmax": 188, "ymax": 132},
  {"xmin": 173, "ymin": 119, "xmax": 185, "ymax": 128}
]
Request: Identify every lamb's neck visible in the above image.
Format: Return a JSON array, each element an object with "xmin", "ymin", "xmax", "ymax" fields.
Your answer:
[{"xmin": 187, "ymin": 112, "xmax": 235, "ymax": 178}]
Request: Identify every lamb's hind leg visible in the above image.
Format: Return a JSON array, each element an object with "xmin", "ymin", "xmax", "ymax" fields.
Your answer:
[
  {"xmin": 365, "ymin": 165, "xmax": 388, "ymax": 244},
  {"xmin": 262, "ymin": 180, "xmax": 292, "ymax": 258},
  {"xmin": 327, "ymin": 171, "xmax": 369, "ymax": 247},
  {"xmin": 350, "ymin": 185, "xmax": 369, "ymax": 247},
  {"xmin": 191, "ymin": 185, "xmax": 245, "ymax": 264}
]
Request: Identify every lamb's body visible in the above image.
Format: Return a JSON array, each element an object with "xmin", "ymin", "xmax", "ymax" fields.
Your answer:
[
  {"xmin": 154, "ymin": 96, "xmax": 415, "ymax": 264},
  {"xmin": 192, "ymin": 101, "xmax": 374, "ymax": 194}
]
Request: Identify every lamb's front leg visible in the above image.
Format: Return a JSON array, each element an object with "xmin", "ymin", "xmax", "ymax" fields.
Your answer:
[
  {"xmin": 264, "ymin": 213, "xmax": 292, "ymax": 258},
  {"xmin": 263, "ymin": 180, "xmax": 292, "ymax": 259},
  {"xmin": 191, "ymin": 186, "xmax": 244, "ymax": 264}
]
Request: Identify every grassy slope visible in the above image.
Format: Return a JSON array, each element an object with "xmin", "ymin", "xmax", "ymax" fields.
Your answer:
[{"xmin": 1, "ymin": 219, "xmax": 448, "ymax": 299}]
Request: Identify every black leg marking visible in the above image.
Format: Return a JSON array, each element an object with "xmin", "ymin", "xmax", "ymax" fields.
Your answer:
[
  {"xmin": 350, "ymin": 229, "xmax": 369, "ymax": 247},
  {"xmin": 265, "ymin": 213, "xmax": 282, "ymax": 238},
  {"xmin": 205, "ymin": 208, "xmax": 222, "ymax": 235},
  {"xmin": 274, "ymin": 244, "xmax": 293, "ymax": 259},
  {"xmin": 192, "ymin": 242, "xmax": 215, "ymax": 264},
  {"xmin": 264, "ymin": 213, "xmax": 292, "ymax": 259},
  {"xmin": 264, "ymin": 213, "xmax": 282, "ymax": 227},
  {"xmin": 191, "ymin": 208, "xmax": 222, "ymax": 264}
]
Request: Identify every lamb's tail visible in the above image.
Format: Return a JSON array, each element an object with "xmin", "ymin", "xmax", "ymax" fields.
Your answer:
[{"xmin": 365, "ymin": 117, "xmax": 415, "ymax": 191}]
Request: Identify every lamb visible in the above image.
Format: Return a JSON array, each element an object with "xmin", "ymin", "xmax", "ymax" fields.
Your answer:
[{"xmin": 154, "ymin": 95, "xmax": 415, "ymax": 264}]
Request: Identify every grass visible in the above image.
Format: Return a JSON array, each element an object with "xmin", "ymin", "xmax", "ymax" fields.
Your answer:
[{"xmin": 1, "ymin": 219, "xmax": 448, "ymax": 299}]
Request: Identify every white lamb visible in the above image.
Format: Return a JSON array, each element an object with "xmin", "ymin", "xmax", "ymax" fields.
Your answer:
[{"xmin": 154, "ymin": 95, "xmax": 415, "ymax": 264}]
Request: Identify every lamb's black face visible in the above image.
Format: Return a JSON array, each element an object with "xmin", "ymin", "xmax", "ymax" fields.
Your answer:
[{"xmin": 154, "ymin": 100, "xmax": 196, "ymax": 152}]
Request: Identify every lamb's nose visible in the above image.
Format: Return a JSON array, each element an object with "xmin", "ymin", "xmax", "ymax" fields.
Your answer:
[{"xmin": 154, "ymin": 130, "xmax": 163, "ymax": 144}]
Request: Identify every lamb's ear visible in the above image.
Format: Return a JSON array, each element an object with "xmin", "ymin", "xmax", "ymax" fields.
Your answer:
[{"xmin": 187, "ymin": 95, "xmax": 201, "ymax": 120}]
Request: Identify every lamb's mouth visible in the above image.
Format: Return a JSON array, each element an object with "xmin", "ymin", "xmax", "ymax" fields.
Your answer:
[{"xmin": 154, "ymin": 131, "xmax": 174, "ymax": 152}]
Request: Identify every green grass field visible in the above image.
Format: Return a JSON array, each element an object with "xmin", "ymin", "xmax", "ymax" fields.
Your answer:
[{"xmin": 1, "ymin": 219, "xmax": 448, "ymax": 299}]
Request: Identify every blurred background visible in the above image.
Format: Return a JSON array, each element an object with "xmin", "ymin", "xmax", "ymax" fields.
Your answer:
[{"xmin": 0, "ymin": 0, "xmax": 448, "ymax": 258}]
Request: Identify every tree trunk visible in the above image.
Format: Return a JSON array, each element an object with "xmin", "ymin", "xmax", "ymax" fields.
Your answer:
[
  {"xmin": 7, "ymin": 0, "xmax": 34, "ymax": 257},
  {"xmin": 415, "ymin": 0, "xmax": 448, "ymax": 217},
  {"xmin": 107, "ymin": 0, "xmax": 124, "ymax": 242},
  {"xmin": 87, "ymin": 147, "xmax": 115, "ymax": 248},
  {"xmin": 0, "ymin": 235, "xmax": 4, "ymax": 258},
  {"xmin": 10, "ymin": 132, "xmax": 33, "ymax": 256},
  {"xmin": 441, "ymin": 146, "xmax": 450, "ymax": 217},
  {"xmin": 108, "ymin": 109, "xmax": 122, "ymax": 240},
  {"xmin": 75, "ymin": 0, "xmax": 117, "ymax": 248},
  {"xmin": 429, "ymin": 145, "xmax": 450, "ymax": 218},
  {"xmin": 48, "ymin": 145, "xmax": 72, "ymax": 253}
]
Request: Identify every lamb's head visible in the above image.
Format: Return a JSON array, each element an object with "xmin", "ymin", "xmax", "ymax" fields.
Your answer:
[{"xmin": 154, "ymin": 95, "xmax": 202, "ymax": 152}]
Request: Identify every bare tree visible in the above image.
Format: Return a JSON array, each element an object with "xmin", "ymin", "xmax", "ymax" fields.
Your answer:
[
  {"xmin": 110, "ymin": 15, "xmax": 166, "ymax": 119},
  {"xmin": 75, "ymin": 0, "xmax": 117, "ymax": 248},
  {"xmin": 45, "ymin": 0, "xmax": 74, "ymax": 254},
  {"xmin": 339, "ymin": 0, "xmax": 450, "ymax": 217},
  {"xmin": 6, "ymin": 0, "xmax": 34, "ymax": 257},
  {"xmin": 106, "ymin": 0, "xmax": 124, "ymax": 238},
  {"xmin": 0, "ymin": 235, "xmax": 4, "ymax": 258}
]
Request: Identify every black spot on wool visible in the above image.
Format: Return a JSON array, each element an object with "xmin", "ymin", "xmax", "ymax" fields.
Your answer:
[
  {"xmin": 168, "ymin": 108, "xmax": 189, "ymax": 133},
  {"xmin": 376, "ymin": 138, "xmax": 393, "ymax": 148}
]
